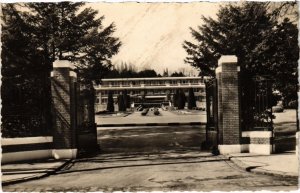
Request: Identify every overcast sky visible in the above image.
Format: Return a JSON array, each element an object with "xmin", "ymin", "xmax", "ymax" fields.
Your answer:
[{"xmin": 88, "ymin": 2, "xmax": 221, "ymax": 74}]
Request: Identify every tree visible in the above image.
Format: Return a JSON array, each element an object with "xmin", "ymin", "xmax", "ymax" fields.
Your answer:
[
  {"xmin": 119, "ymin": 69, "xmax": 139, "ymax": 78},
  {"xmin": 105, "ymin": 68, "xmax": 120, "ymax": 78},
  {"xmin": 123, "ymin": 89, "xmax": 131, "ymax": 109},
  {"xmin": 188, "ymin": 88, "xmax": 196, "ymax": 109},
  {"xmin": 107, "ymin": 91, "xmax": 114, "ymax": 112},
  {"xmin": 117, "ymin": 92, "xmax": 125, "ymax": 112},
  {"xmin": 183, "ymin": 2, "xmax": 298, "ymax": 103},
  {"xmin": 173, "ymin": 90, "xmax": 179, "ymax": 107},
  {"xmin": 163, "ymin": 68, "xmax": 169, "ymax": 77},
  {"xmin": 183, "ymin": 3, "xmax": 273, "ymax": 77},
  {"xmin": 138, "ymin": 69, "xmax": 157, "ymax": 77},
  {"xmin": 2, "ymin": 4, "xmax": 54, "ymax": 137},
  {"xmin": 1, "ymin": 3, "xmax": 121, "ymax": 136},
  {"xmin": 177, "ymin": 90, "xmax": 186, "ymax": 110},
  {"xmin": 170, "ymin": 71, "xmax": 185, "ymax": 77},
  {"xmin": 254, "ymin": 18, "xmax": 298, "ymax": 105},
  {"xmin": 3, "ymin": 2, "xmax": 121, "ymax": 86},
  {"xmin": 266, "ymin": 2, "xmax": 298, "ymax": 22}
]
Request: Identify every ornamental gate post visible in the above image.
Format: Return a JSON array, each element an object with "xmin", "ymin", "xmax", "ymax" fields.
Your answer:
[
  {"xmin": 216, "ymin": 55, "xmax": 243, "ymax": 154},
  {"xmin": 51, "ymin": 60, "xmax": 78, "ymax": 159}
]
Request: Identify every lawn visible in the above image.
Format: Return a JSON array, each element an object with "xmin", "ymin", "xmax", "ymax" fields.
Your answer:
[{"xmin": 273, "ymin": 109, "xmax": 297, "ymax": 153}]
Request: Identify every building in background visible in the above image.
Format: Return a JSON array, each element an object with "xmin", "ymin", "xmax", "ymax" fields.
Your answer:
[{"xmin": 94, "ymin": 77, "xmax": 208, "ymax": 112}]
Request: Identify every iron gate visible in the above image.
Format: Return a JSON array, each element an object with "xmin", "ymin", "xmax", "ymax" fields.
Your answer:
[
  {"xmin": 205, "ymin": 78, "xmax": 218, "ymax": 149},
  {"xmin": 241, "ymin": 74, "xmax": 274, "ymax": 131},
  {"xmin": 204, "ymin": 74, "xmax": 274, "ymax": 150}
]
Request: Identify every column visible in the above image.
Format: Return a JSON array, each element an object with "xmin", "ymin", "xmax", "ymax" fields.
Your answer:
[
  {"xmin": 51, "ymin": 60, "xmax": 77, "ymax": 159},
  {"xmin": 216, "ymin": 55, "xmax": 242, "ymax": 154}
]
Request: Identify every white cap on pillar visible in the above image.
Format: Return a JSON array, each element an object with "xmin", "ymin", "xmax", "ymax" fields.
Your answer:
[
  {"xmin": 53, "ymin": 60, "xmax": 75, "ymax": 69},
  {"xmin": 69, "ymin": 71, "xmax": 77, "ymax": 78},
  {"xmin": 216, "ymin": 66, "xmax": 222, "ymax": 74},
  {"xmin": 218, "ymin": 55, "xmax": 238, "ymax": 66}
]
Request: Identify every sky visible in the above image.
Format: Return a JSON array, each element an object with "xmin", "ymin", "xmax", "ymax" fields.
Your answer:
[{"xmin": 88, "ymin": 2, "xmax": 221, "ymax": 74}]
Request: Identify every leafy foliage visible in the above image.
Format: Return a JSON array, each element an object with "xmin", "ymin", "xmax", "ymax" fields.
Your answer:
[
  {"xmin": 170, "ymin": 71, "xmax": 185, "ymax": 77},
  {"xmin": 104, "ymin": 67, "xmax": 159, "ymax": 78},
  {"xmin": 183, "ymin": 2, "xmax": 298, "ymax": 103},
  {"xmin": 1, "ymin": 3, "xmax": 121, "ymax": 136},
  {"xmin": 173, "ymin": 90, "xmax": 179, "ymax": 108},
  {"xmin": 107, "ymin": 91, "xmax": 114, "ymax": 112},
  {"xmin": 123, "ymin": 89, "xmax": 131, "ymax": 109},
  {"xmin": 117, "ymin": 92, "xmax": 126, "ymax": 112},
  {"xmin": 177, "ymin": 90, "xmax": 186, "ymax": 110},
  {"xmin": 188, "ymin": 88, "xmax": 196, "ymax": 109}
]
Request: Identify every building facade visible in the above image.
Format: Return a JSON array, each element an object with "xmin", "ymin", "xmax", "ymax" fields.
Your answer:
[{"xmin": 94, "ymin": 77, "xmax": 207, "ymax": 112}]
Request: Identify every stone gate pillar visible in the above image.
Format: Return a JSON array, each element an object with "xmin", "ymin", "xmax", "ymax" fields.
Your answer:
[
  {"xmin": 216, "ymin": 55, "xmax": 242, "ymax": 154},
  {"xmin": 51, "ymin": 60, "xmax": 77, "ymax": 159}
]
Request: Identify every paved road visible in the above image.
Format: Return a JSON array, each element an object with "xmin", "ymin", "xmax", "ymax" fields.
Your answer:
[
  {"xmin": 97, "ymin": 125, "xmax": 207, "ymax": 153},
  {"xmin": 2, "ymin": 150, "xmax": 298, "ymax": 192},
  {"xmin": 3, "ymin": 125, "xmax": 298, "ymax": 191}
]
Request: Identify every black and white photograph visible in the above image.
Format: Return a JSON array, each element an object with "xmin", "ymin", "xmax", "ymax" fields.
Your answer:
[{"xmin": 1, "ymin": 0, "xmax": 299, "ymax": 192}]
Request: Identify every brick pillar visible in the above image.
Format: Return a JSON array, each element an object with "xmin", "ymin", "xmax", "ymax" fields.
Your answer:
[
  {"xmin": 216, "ymin": 55, "xmax": 242, "ymax": 154},
  {"xmin": 51, "ymin": 60, "xmax": 77, "ymax": 159}
]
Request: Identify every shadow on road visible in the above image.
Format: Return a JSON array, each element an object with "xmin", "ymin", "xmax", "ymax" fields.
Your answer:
[{"xmin": 57, "ymin": 149, "xmax": 224, "ymax": 175}]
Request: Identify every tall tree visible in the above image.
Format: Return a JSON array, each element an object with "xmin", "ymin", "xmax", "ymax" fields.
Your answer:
[
  {"xmin": 188, "ymin": 88, "xmax": 196, "ymax": 109},
  {"xmin": 177, "ymin": 90, "xmax": 186, "ymax": 110},
  {"xmin": 117, "ymin": 92, "xmax": 125, "ymax": 112},
  {"xmin": 123, "ymin": 89, "xmax": 130, "ymax": 109},
  {"xmin": 107, "ymin": 91, "xmax": 114, "ymax": 112},
  {"xmin": 171, "ymin": 71, "xmax": 185, "ymax": 77},
  {"xmin": 173, "ymin": 90, "xmax": 179, "ymax": 108},
  {"xmin": 183, "ymin": 2, "xmax": 298, "ymax": 103},
  {"xmin": 2, "ymin": 4, "xmax": 53, "ymax": 137},
  {"xmin": 3, "ymin": 2, "xmax": 121, "ymax": 86},
  {"xmin": 1, "ymin": 3, "xmax": 121, "ymax": 136},
  {"xmin": 138, "ymin": 69, "xmax": 158, "ymax": 77}
]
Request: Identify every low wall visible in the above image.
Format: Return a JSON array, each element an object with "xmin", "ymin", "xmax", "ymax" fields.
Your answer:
[
  {"xmin": 1, "ymin": 136, "xmax": 53, "ymax": 164},
  {"xmin": 242, "ymin": 131, "xmax": 274, "ymax": 155}
]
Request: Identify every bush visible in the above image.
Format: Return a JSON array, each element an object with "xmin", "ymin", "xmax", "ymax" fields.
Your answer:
[
  {"xmin": 173, "ymin": 90, "xmax": 179, "ymax": 107},
  {"xmin": 136, "ymin": 105, "xmax": 144, "ymax": 111},
  {"xmin": 95, "ymin": 110, "xmax": 108, "ymax": 115},
  {"xmin": 117, "ymin": 94, "xmax": 126, "ymax": 111},
  {"xmin": 154, "ymin": 108, "xmax": 160, "ymax": 115},
  {"xmin": 177, "ymin": 90, "xmax": 186, "ymax": 109},
  {"xmin": 188, "ymin": 88, "xmax": 196, "ymax": 109},
  {"xmin": 272, "ymin": 105, "xmax": 284, "ymax": 113},
  {"xmin": 107, "ymin": 91, "xmax": 114, "ymax": 112},
  {"xmin": 141, "ymin": 108, "xmax": 149, "ymax": 116},
  {"xmin": 288, "ymin": 100, "xmax": 297, "ymax": 109}
]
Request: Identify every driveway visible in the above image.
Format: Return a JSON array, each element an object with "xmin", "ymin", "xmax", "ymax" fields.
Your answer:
[{"xmin": 3, "ymin": 150, "xmax": 297, "ymax": 192}]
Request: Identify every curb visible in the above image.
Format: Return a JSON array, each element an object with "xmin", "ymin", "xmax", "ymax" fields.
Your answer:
[
  {"xmin": 97, "ymin": 122, "xmax": 205, "ymax": 127},
  {"xmin": 2, "ymin": 159, "xmax": 72, "ymax": 186},
  {"xmin": 226, "ymin": 155, "xmax": 298, "ymax": 179}
]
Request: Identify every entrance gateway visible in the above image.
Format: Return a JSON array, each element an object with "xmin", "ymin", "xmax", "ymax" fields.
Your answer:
[{"xmin": 49, "ymin": 55, "xmax": 274, "ymax": 159}]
